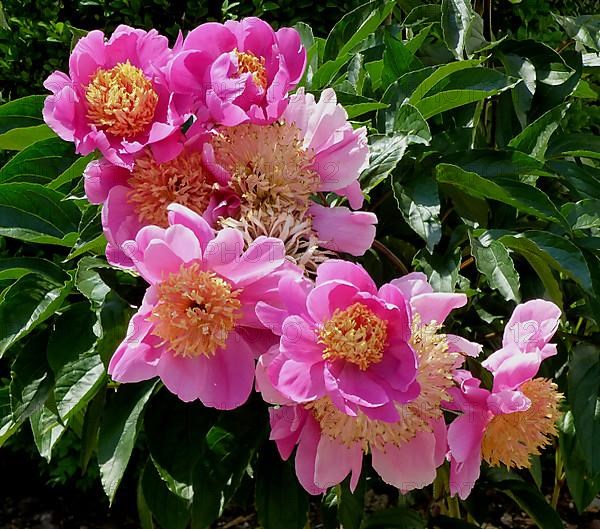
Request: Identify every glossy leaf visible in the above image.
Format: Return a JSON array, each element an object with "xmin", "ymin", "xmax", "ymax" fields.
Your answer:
[
  {"xmin": 0, "ymin": 182, "xmax": 80, "ymax": 246},
  {"xmin": 0, "ymin": 95, "xmax": 46, "ymax": 134},
  {"xmin": 0, "ymin": 273, "xmax": 72, "ymax": 357},
  {"xmin": 567, "ymin": 344, "xmax": 600, "ymax": 475},
  {"xmin": 0, "ymin": 137, "xmax": 76, "ymax": 184},
  {"xmin": 469, "ymin": 234, "xmax": 521, "ymax": 302},
  {"xmin": 255, "ymin": 445, "xmax": 309, "ymax": 529},
  {"xmin": 47, "ymin": 302, "xmax": 105, "ymax": 421},
  {"xmin": 436, "ymin": 164, "xmax": 566, "ymax": 227},
  {"xmin": 98, "ymin": 381, "xmax": 157, "ymax": 503}
]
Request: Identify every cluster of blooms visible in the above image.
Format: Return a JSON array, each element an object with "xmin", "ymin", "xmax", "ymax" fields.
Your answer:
[{"xmin": 44, "ymin": 20, "xmax": 562, "ymax": 499}]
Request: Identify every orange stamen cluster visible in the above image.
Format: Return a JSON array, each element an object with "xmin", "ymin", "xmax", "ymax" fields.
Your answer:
[
  {"xmin": 149, "ymin": 263, "xmax": 242, "ymax": 358},
  {"xmin": 481, "ymin": 378, "xmax": 562, "ymax": 468},
  {"xmin": 235, "ymin": 50, "xmax": 267, "ymax": 90},
  {"xmin": 128, "ymin": 150, "xmax": 215, "ymax": 226},
  {"xmin": 86, "ymin": 61, "xmax": 158, "ymax": 137},
  {"xmin": 319, "ymin": 302, "xmax": 388, "ymax": 370}
]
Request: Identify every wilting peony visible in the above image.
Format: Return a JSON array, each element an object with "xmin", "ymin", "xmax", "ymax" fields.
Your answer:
[
  {"xmin": 84, "ymin": 132, "xmax": 239, "ymax": 268},
  {"xmin": 205, "ymin": 89, "xmax": 377, "ymax": 268},
  {"xmin": 108, "ymin": 204, "xmax": 300, "ymax": 409},
  {"xmin": 447, "ymin": 300, "xmax": 563, "ymax": 499},
  {"xmin": 256, "ymin": 265, "xmax": 479, "ymax": 493},
  {"xmin": 168, "ymin": 17, "xmax": 306, "ymax": 126},
  {"xmin": 43, "ymin": 25, "xmax": 186, "ymax": 168}
]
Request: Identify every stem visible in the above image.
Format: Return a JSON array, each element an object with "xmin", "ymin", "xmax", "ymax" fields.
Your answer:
[
  {"xmin": 372, "ymin": 239, "xmax": 409, "ymax": 275},
  {"xmin": 551, "ymin": 448, "xmax": 564, "ymax": 509},
  {"xmin": 460, "ymin": 256, "xmax": 475, "ymax": 270},
  {"xmin": 447, "ymin": 494, "xmax": 461, "ymax": 519}
]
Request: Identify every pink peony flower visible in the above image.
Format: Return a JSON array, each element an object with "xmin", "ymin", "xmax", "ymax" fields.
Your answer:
[
  {"xmin": 84, "ymin": 132, "xmax": 239, "ymax": 268},
  {"xmin": 108, "ymin": 204, "xmax": 300, "ymax": 409},
  {"xmin": 43, "ymin": 25, "xmax": 186, "ymax": 168},
  {"xmin": 204, "ymin": 88, "xmax": 376, "ymax": 267},
  {"xmin": 168, "ymin": 17, "xmax": 306, "ymax": 126},
  {"xmin": 447, "ymin": 300, "xmax": 563, "ymax": 499},
  {"xmin": 256, "ymin": 266, "xmax": 477, "ymax": 493}
]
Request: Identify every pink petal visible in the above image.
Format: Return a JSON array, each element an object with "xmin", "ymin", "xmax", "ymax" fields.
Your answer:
[
  {"xmin": 502, "ymin": 299, "xmax": 561, "ymax": 352},
  {"xmin": 295, "ymin": 416, "xmax": 326, "ymax": 495},
  {"xmin": 314, "ymin": 435, "xmax": 362, "ymax": 489},
  {"xmin": 309, "ymin": 203, "xmax": 377, "ymax": 256},
  {"xmin": 315, "ymin": 259, "xmax": 377, "ymax": 293},
  {"xmin": 371, "ymin": 431, "xmax": 438, "ymax": 492},
  {"xmin": 410, "ymin": 292, "xmax": 467, "ymax": 325}
]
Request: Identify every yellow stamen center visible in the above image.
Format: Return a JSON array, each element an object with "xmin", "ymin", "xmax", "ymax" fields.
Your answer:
[
  {"xmin": 86, "ymin": 61, "xmax": 158, "ymax": 137},
  {"xmin": 149, "ymin": 263, "xmax": 242, "ymax": 358},
  {"xmin": 318, "ymin": 302, "xmax": 387, "ymax": 370},
  {"xmin": 481, "ymin": 378, "xmax": 562, "ymax": 468},
  {"xmin": 307, "ymin": 318, "xmax": 459, "ymax": 452},
  {"xmin": 128, "ymin": 150, "xmax": 214, "ymax": 227},
  {"xmin": 235, "ymin": 50, "xmax": 267, "ymax": 90}
]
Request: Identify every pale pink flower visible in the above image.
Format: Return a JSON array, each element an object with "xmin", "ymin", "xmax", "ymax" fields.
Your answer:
[
  {"xmin": 447, "ymin": 300, "xmax": 563, "ymax": 499},
  {"xmin": 108, "ymin": 204, "xmax": 300, "ymax": 409},
  {"xmin": 84, "ymin": 132, "xmax": 239, "ymax": 268},
  {"xmin": 204, "ymin": 88, "xmax": 376, "ymax": 267},
  {"xmin": 43, "ymin": 25, "xmax": 186, "ymax": 168},
  {"xmin": 168, "ymin": 17, "xmax": 306, "ymax": 126},
  {"xmin": 256, "ymin": 265, "xmax": 476, "ymax": 493}
]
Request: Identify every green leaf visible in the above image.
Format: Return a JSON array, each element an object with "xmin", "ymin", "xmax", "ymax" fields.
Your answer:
[
  {"xmin": 0, "ymin": 257, "xmax": 67, "ymax": 283},
  {"xmin": 503, "ymin": 231, "xmax": 592, "ymax": 293},
  {"xmin": 191, "ymin": 401, "xmax": 267, "ymax": 528},
  {"xmin": 377, "ymin": 100, "xmax": 431, "ymax": 141},
  {"xmin": 47, "ymin": 302, "xmax": 106, "ymax": 421},
  {"xmin": 137, "ymin": 471, "xmax": 155, "ymax": 529},
  {"xmin": 508, "ymin": 103, "xmax": 569, "ymax": 160},
  {"xmin": 442, "ymin": 149, "xmax": 547, "ymax": 178},
  {"xmin": 413, "ymin": 68, "xmax": 516, "ymax": 119},
  {"xmin": 0, "ymin": 137, "xmax": 78, "ymax": 184},
  {"xmin": 30, "ymin": 404, "xmax": 68, "ymax": 462},
  {"xmin": 382, "ymin": 32, "xmax": 418, "ymax": 85},
  {"xmin": 561, "ymin": 199, "xmax": 600, "ymax": 230},
  {"xmin": 0, "ymin": 386, "xmax": 20, "ymax": 446},
  {"xmin": 145, "ymin": 390, "xmax": 215, "ymax": 501},
  {"xmin": 80, "ymin": 386, "xmax": 106, "ymax": 473},
  {"xmin": 338, "ymin": 477, "xmax": 365, "ymax": 529},
  {"xmin": 413, "ymin": 247, "xmax": 461, "ymax": 293},
  {"xmin": 547, "ymin": 133, "xmax": 600, "ymax": 160},
  {"xmin": 567, "ymin": 344, "xmax": 600, "ymax": 475},
  {"xmin": 0, "ymin": 95, "xmax": 46, "ymax": 135},
  {"xmin": 0, "ymin": 273, "xmax": 72, "ymax": 357},
  {"xmin": 0, "ymin": 124, "xmax": 56, "ymax": 151},
  {"xmin": 255, "ymin": 445, "xmax": 309, "ymax": 529},
  {"xmin": 361, "ymin": 507, "xmax": 425, "ymax": 529},
  {"xmin": 548, "ymin": 160, "xmax": 600, "ymax": 200},
  {"xmin": 393, "ymin": 173, "xmax": 441, "ymax": 252},
  {"xmin": 98, "ymin": 381, "xmax": 157, "ymax": 503},
  {"xmin": 559, "ymin": 410, "xmax": 600, "ymax": 512},
  {"xmin": 487, "ymin": 470, "xmax": 564, "ymax": 529},
  {"xmin": 9, "ymin": 332, "xmax": 54, "ymax": 423},
  {"xmin": 441, "ymin": 0, "xmax": 471, "ymax": 59},
  {"xmin": 142, "ymin": 462, "xmax": 190, "ymax": 529},
  {"xmin": 75, "ymin": 256, "xmax": 112, "ymax": 308},
  {"xmin": 0, "ymin": 182, "xmax": 81, "ymax": 246},
  {"xmin": 436, "ymin": 164, "xmax": 566, "ymax": 227},
  {"xmin": 48, "ymin": 154, "xmax": 94, "ymax": 190},
  {"xmin": 553, "ymin": 14, "xmax": 600, "ymax": 52},
  {"xmin": 408, "ymin": 59, "xmax": 482, "ymax": 105},
  {"xmin": 323, "ymin": 0, "xmax": 395, "ymax": 61},
  {"xmin": 469, "ymin": 234, "xmax": 521, "ymax": 302},
  {"xmin": 360, "ymin": 134, "xmax": 409, "ymax": 193}
]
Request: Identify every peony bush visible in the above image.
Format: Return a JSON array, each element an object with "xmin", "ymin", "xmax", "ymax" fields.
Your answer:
[{"xmin": 0, "ymin": 1, "xmax": 599, "ymax": 528}]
